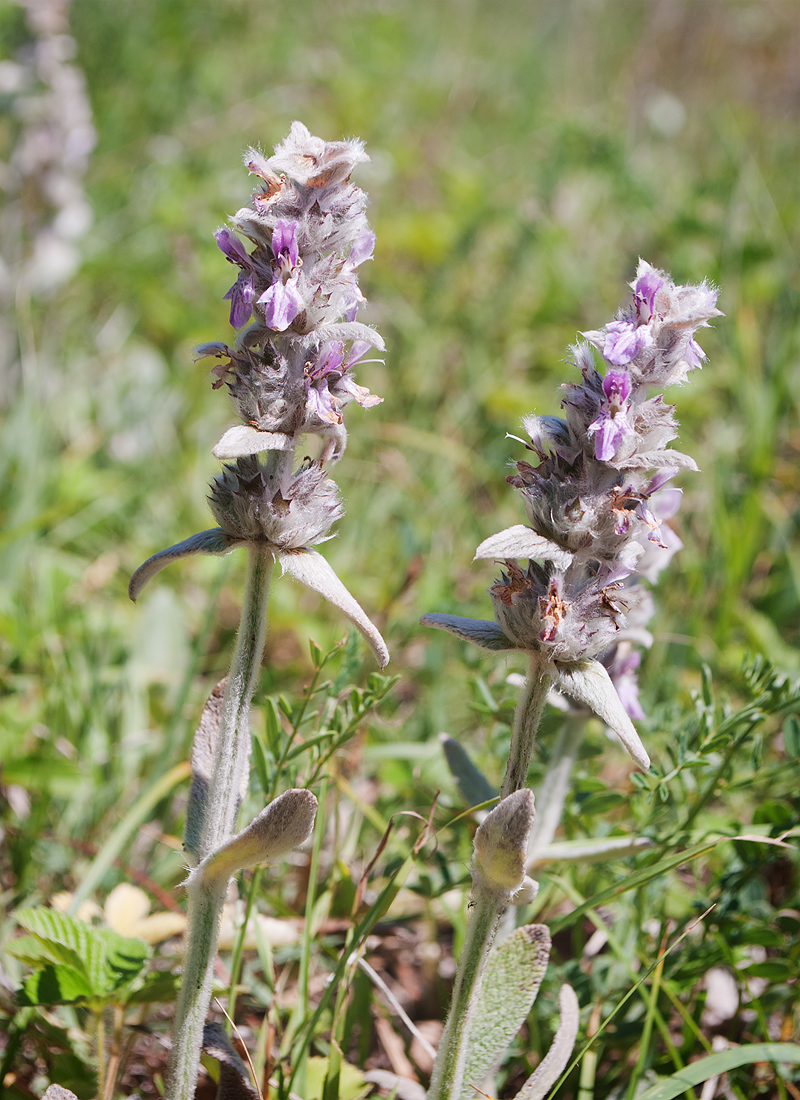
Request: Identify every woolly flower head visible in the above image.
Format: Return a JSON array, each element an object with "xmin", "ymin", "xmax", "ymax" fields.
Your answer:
[
  {"xmin": 201, "ymin": 122, "xmax": 384, "ymax": 463},
  {"xmin": 424, "ymin": 262, "xmax": 721, "ymax": 734}
]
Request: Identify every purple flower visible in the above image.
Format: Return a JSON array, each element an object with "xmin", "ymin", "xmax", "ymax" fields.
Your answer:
[
  {"xmin": 224, "ymin": 272, "xmax": 256, "ymax": 329},
  {"xmin": 215, "ymin": 228, "xmax": 252, "ymax": 268},
  {"xmin": 588, "ymin": 370, "xmax": 634, "ymax": 461},
  {"xmin": 602, "ymin": 319, "xmax": 652, "ymax": 366},
  {"xmin": 684, "ymin": 338, "xmax": 706, "ymax": 371},
  {"xmin": 271, "ymin": 220, "xmax": 299, "ymax": 267},
  {"xmin": 349, "ymin": 230, "xmax": 375, "ymax": 267},
  {"xmin": 633, "ymin": 269, "xmax": 664, "ymax": 322},
  {"xmin": 258, "ymin": 220, "xmax": 304, "ymax": 331}
]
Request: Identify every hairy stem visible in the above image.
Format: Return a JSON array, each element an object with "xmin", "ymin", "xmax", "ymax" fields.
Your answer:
[
  {"xmin": 427, "ymin": 882, "xmax": 508, "ymax": 1100},
  {"xmin": 430, "ymin": 660, "xmax": 552, "ymax": 1099},
  {"xmin": 501, "ymin": 654, "xmax": 552, "ymax": 798},
  {"xmin": 527, "ymin": 718, "xmax": 584, "ymax": 866},
  {"xmin": 168, "ymin": 544, "xmax": 272, "ymax": 1100}
]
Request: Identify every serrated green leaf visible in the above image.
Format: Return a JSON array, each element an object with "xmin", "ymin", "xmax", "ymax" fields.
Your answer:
[
  {"xmin": 440, "ymin": 735, "xmax": 497, "ymax": 808},
  {"xmin": 17, "ymin": 963, "xmax": 94, "ymax": 1006},
  {"xmin": 14, "ymin": 908, "xmax": 149, "ymax": 997},
  {"xmin": 4, "ymin": 934, "xmax": 79, "ymax": 969},
  {"xmin": 124, "ymin": 971, "xmax": 181, "ymax": 1005},
  {"xmin": 461, "ymin": 924, "xmax": 551, "ymax": 1098},
  {"xmin": 635, "ymin": 1043, "xmax": 800, "ymax": 1100},
  {"xmin": 96, "ymin": 927, "xmax": 150, "ymax": 987},
  {"xmin": 15, "ymin": 908, "xmax": 104, "ymax": 991}
]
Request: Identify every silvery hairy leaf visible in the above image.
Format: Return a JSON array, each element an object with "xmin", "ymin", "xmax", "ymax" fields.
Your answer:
[
  {"xmin": 420, "ymin": 613, "xmax": 519, "ymax": 651},
  {"xmin": 128, "ymin": 529, "xmax": 235, "ymax": 601},
  {"xmin": 474, "ymin": 525, "xmax": 573, "ymax": 571},
  {"xmin": 552, "ymin": 659, "xmax": 650, "ymax": 770},
  {"xmin": 212, "ymin": 425, "xmax": 293, "ymax": 459},
  {"xmin": 512, "ymin": 984, "xmax": 580, "ymax": 1100},
  {"xmin": 460, "ymin": 924, "xmax": 551, "ymax": 1100},
  {"xmin": 194, "ymin": 789, "xmax": 318, "ymax": 887},
  {"xmin": 277, "ymin": 547, "xmax": 389, "ymax": 667}
]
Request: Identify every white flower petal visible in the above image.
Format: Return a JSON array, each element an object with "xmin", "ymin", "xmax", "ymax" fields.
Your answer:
[
  {"xmin": 552, "ymin": 659, "xmax": 650, "ymax": 770},
  {"xmin": 276, "ymin": 548, "xmax": 389, "ymax": 668},
  {"xmin": 474, "ymin": 525, "xmax": 573, "ymax": 570},
  {"xmin": 129, "ymin": 529, "xmax": 237, "ymax": 601},
  {"xmin": 212, "ymin": 425, "xmax": 294, "ymax": 459}
]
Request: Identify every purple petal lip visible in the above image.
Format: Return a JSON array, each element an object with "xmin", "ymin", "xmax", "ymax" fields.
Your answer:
[
  {"xmin": 349, "ymin": 230, "xmax": 375, "ymax": 267},
  {"xmin": 224, "ymin": 273, "xmax": 256, "ymax": 328},
  {"xmin": 215, "ymin": 228, "xmax": 251, "ymax": 267},
  {"xmin": 634, "ymin": 270, "xmax": 663, "ymax": 319},
  {"xmin": 684, "ymin": 338, "xmax": 706, "ymax": 370},
  {"xmin": 271, "ymin": 220, "xmax": 299, "ymax": 265},
  {"xmin": 603, "ymin": 320, "xmax": 651, "ymax": 366},
  {"xmin": 603, "ymin": 369, "xmax": 632, "ymax": 404},
  {"xmin": 259, "ymin": 277, "xmax": 304, "ymax": 330}
]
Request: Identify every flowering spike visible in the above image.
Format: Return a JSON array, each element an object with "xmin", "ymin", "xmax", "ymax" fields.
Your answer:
[{"xmin": 427, "ymin": 261, "xmax": 719, "ymax": 749}]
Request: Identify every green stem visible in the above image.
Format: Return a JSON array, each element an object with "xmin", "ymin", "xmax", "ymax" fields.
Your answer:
[
  {"xmin": 501, "ymin": 654, "xmax": 552, "ymax": 798},
  {"xmin": 429, "ymin": 657, "xmax": 552, "ymax": 1100},
  {"xmin": 168, "ymin": 544, "xmax": 272, "ymax": 1100},
  {"xmin": 427, "ymin": 882, "xmax": 507, "ymax": 1100}
]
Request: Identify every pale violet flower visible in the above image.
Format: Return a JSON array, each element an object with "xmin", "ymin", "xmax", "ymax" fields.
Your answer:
[{"xmin": 424, "ymin": 261, "xmax": 722, "ymax": 760}]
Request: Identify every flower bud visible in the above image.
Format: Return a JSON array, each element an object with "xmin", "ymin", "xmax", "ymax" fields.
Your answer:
[{"xmin": 473, "ymin": 789, "xmax": 535, "ymax": 894}]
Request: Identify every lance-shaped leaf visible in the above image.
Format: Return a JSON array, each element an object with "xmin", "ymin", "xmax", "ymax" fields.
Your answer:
[
  {"xmin": 474, "ymin": 525, "xmax": 573, "ymax": 571},
  {"xmin": 184, "ymin": 679, "xmax": 243, "ymax": 865},
  {"xmin": 194, "ymin": 788, "xmax": 318, "ymax": 887},
  {"xmin": 128, "ymin": 529, "xmax": 236, "ymax": 601},
  {"xmin": 420, "ymin": 613, "xmax": 519, "ymax": 652},
  {"xmin": 552, "ymin": 659, "xmax": 650, "ymax": 771},
  {"xmin": 202, "ymin": 1022, "xmax": 259, "ymax": 1100},
  {"xmin": 528, "ymin": 834, "xmax": 653, "ymax": 871},
  {"xmin": 276, "ymin": 547, "xmax": 389, "ymax": 668},
  {"xmin": 439, "ymin": 734, "xmax": 497, "ymax": 809},
  {"xmin": 513, "ymin": 984, "xmax": 580, "ymax": 1100},
  {"xmin": 461, "ymin": 924, "xmax": 551, "ymax": 1099},
  {"xmin": 212, "ymin": 425, "xmax": 293, "ymax": 459}
]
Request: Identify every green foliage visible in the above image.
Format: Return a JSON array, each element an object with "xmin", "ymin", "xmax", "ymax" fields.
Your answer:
[
  {"xmin": 2, "ymin": 0, "xmax": 800, "ymax": 1096},
  {"xmin": 10, "ymin": 908, "xmax": 149, "ymax": 1008}
]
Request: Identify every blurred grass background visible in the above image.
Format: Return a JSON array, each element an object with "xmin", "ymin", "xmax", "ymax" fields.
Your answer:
[{"xmin": 1, "ymin": 0, "xmax": 799, "ymax": 1094}]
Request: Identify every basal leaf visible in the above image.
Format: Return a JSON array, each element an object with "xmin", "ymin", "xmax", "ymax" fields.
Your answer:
[
  {"xmin": 440, "ymin": 734, "xmax": 497, "ymax": 808},
  {"xmin": 4, "ymin": 934, "xmax": 78, "ymax": 969},
  {"xmin": 461, "ymin": 924, "xmax": 551, "ymax": 1098}
]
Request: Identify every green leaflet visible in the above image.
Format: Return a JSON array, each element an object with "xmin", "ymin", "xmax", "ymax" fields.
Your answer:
[
  {"xmin": 12, "ymin": 907, "xmax": 149, "ymax": 1007},
  {"xmin": 635, "ymin": 1043, "xmax": 800, "ymax": 1100},
  {"xmin": 460, "ymin": 924, "xmax": 551, "ymax": 1099}
]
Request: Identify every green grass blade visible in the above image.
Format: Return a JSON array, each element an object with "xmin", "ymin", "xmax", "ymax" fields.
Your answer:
[{"xmin": 635, "ymin": 1044, "xmax": 800, "ymax": 1100}]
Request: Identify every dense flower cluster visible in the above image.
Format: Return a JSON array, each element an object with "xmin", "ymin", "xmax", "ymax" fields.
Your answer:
[
  {"xmin": 424, "ymin": 261, "xmax": 721, "ymax": 732},
  {"xmin": 130, "ymin": 124, "xmax": 388, "ymax": 668},
  {"xmin": 197, "ymin": 121, "xmax": 383, "ymax": 470}
]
